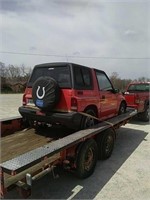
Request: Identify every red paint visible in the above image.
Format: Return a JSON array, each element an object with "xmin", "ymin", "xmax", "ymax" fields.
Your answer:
[{"xmin": 21, "ymin": 63, "xmax": 125, "ymax": 128}]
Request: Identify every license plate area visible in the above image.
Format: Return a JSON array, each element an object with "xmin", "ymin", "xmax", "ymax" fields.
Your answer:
[
  {"xmin": 36, "ymin": 111, "xmax": 46, "ymax": 116},
  {"xmin": 27, "ymin": 98, "xmax": 34, "ymax": 106}
]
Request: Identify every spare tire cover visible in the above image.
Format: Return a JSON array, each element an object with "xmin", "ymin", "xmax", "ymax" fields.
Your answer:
[{"xmin": 32, "ymin": 76, "xmax": 60, "ymax": 111}]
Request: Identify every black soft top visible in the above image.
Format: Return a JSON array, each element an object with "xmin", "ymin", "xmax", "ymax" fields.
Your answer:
[{"xmin": 34, "ymin": 62, "xmax": 70, "ymax": 68}]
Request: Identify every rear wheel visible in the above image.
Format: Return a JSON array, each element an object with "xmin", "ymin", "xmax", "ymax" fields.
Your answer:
[
  {"xmin": 139, "ymin": 105, "xmax": 149, "ymax": 122},
  {"xmin": 96, "ymin": 128, "xmax": 115, "ymax": 160},
  {"xmin": 76, "ymin": 139, "xmax": 98, "ymax": 179},
  {"xmin": 80, "ymin": 109, "xmax": 97, "ymax": 129},
  {"xmin": 118, "ymin": 102, "xmax": 126, "ymax": 115}
]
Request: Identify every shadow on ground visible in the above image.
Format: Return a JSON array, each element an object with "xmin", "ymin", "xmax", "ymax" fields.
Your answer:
[
  {"xmin": 128, "ymin": 116, "xmax": 150, "ymax": 126},
  {"xmin": 5, "ymin": 126, "xmax": 148, "ymax": 199}
]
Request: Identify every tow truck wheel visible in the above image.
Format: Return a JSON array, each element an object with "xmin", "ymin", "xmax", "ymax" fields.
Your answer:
[
  {"xmin": 76, "ymin": 139, "xmax": 98, "ymax": 179},
  {"xmin": 139, "ymin": 105, "xmax": 149, "ymax": 122},
  {"xmin": 96, "ymin": 128, "xmax": 115, "ymax": 160}
]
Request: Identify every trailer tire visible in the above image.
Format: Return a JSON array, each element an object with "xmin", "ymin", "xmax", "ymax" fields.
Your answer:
[
  {"xmin": 76, "ymin": 139, "xmax": 98, "ymax": 179},
  {"xmin": 96, "ymin": 128, "xmax": 115, "ymax": 160}
]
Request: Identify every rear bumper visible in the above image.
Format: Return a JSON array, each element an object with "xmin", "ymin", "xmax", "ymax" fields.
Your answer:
[
  {"xmin": 19, "ymin": 106, "xmax": 82, "ymax": 129},
  {"xmin": 127, "ymin": 104, "xmax": 145, "ymax": 113},
  {"xmin": 127, "ymin": 104, "xmax": 138, "ymax": 109}
]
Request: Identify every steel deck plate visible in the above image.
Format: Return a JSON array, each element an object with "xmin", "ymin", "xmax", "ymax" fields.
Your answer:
[{"xmin": 0, "ymin": 109, "xmax": 137, "ymax": 174}]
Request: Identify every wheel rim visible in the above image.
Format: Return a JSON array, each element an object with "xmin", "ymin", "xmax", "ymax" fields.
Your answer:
[
  {"xmin": 120, "ymin": 105, "xmax": 125, "ymax": 114},
  {"xmin": 105, "ymin": 135, "xmax": 113, "ymax": 156},
  {"xmin": 119, "ymin": 103, "xmax": 125, "ymax": 114},
  {"xmin": 84, "ymin": 117, "xmax": 95, "ymax": 128},
  {"xmin": 84, "ymin": 148, "xmax": 94, "ymax": 171}
]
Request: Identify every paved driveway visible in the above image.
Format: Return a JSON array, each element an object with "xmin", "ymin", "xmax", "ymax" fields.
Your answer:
[{"xmin": 0, "ymin": 94, "xmax": 23, "ymax": 120}]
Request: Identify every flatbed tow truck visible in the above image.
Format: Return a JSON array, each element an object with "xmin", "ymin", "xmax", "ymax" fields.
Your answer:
[{"xmin": 0, "ymin": 109, "xmax": 137, "ymax": 198}]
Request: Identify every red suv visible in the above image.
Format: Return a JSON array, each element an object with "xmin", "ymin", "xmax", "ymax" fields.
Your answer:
[{"xmin": 19, "ymin": 62, "xmax": 126, "ymax": 129}]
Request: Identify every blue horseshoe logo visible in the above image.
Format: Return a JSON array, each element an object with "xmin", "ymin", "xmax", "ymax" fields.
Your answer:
[{"xmin": 36, "ymin": 86, "xmax": 45, "ymax": 99}]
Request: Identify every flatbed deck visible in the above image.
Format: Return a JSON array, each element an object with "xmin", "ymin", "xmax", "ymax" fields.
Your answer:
[
  {"xmin": 1, "ymin": 128, "xmax": 54, "ymax": 162},
  {"xmin": 1, "ymin": 125, "xmax": 72, "ymax": 163}
]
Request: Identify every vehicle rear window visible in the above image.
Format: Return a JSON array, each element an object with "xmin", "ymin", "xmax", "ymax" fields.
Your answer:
[
  {"xmin": 28, "ymin": 65, "xmax": 71, "ymax": 88},
  {"xmin": 127, "ymin": 84, "xmax": 150, "ymax": 92}
]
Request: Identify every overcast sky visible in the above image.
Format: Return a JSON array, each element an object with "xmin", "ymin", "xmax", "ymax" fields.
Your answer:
[{"xmin": 0, "ymin": 0, "xmax": 150, "ymax": 79}]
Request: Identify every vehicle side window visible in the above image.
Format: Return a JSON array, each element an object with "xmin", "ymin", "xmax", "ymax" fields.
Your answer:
[
  {"xmin": 128, "ymin": 84, "xmax": 150, "ymax": 92},
  {"xmin": 74, "ymin": 67, "xmax": 84, "ymax": 87},
  {"xmin": 82, "ymin": 68, "xmax": 92, "ymax": 87},
  {"xmin": 74, "ymin": 66, "xmax": 93, "ymax": 90},
  {"xmin": 96, "ymin": 71, "xmax": 113, "ymax": 91},
  {"xmin": 127, "ymin": 85, "xmax": 135, "ymax": 91}
]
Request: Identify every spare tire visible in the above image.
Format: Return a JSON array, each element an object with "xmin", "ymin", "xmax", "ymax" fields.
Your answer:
[{"xmin": 32, "ymin": 76, "xmax": 60, "ymax": 111}]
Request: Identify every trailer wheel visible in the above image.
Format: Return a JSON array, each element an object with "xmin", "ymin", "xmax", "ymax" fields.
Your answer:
[
  {"xmin": 96, "ymin": 128, "xmax": 115, "ymax": 160},
  {"xmin": 76, "ymin": 139, "xmax": 98, "ymax": 179}
]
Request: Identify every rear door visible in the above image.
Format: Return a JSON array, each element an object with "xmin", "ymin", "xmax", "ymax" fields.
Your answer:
[{"xmin": 95, "ymin": 70, "xmax": 118, "ymax": 118}]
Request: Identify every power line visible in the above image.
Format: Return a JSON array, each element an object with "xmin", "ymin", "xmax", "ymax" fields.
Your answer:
[{"xmin": 0, "ymin": 51, "xmax": 150, "ymax": 60}]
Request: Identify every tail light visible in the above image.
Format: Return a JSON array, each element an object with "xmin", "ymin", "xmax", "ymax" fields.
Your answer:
[
  {"xmin": 71, "ymin": 97, "xmax": 78, "ymax": 111},
  {"xmin": 135, "ymin": 94, "xmax": 140, "ymax": 104}
]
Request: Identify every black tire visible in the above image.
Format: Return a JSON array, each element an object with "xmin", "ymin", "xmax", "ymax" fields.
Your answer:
[
  {"xmin": 22, "ymin": 117, "xmax": 30, "ymax": 128},
  {"xmin": 80, "ymin": 109, "xmax": 97, "ymax": 129},
  {"xmin": 76, "ymin": 139, "xmax": 98, "ymax": 179},
  {"xmin": 139, "ymin": 105, "xmax": 149, "ymax": 122},
  {"xmin": 118, "ymin": 101, "xmax": 126, "ymax": 115},
  {"xmin": 32, "ymin": 76, "xmax": 60, "ymax": 111},
  {"xmin": 96, "ymin": 128, "xmax": 115, "ymax": 160}
]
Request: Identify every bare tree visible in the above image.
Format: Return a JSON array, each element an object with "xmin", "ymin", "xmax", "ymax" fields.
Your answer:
[
  {"xmin": 138, "ymin": 77, "xmax": 150, "ymax": 82},
  {"xmin": 7, "ymin": 65, "xmax": 20, "ymax": 80},
  {"xmin": 110, "ymin": 72, "xmax": 132, "ymax": 91},
  {"xmin": 0, "ymin": 62, "xmax": 7, "ymax": 77}
]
